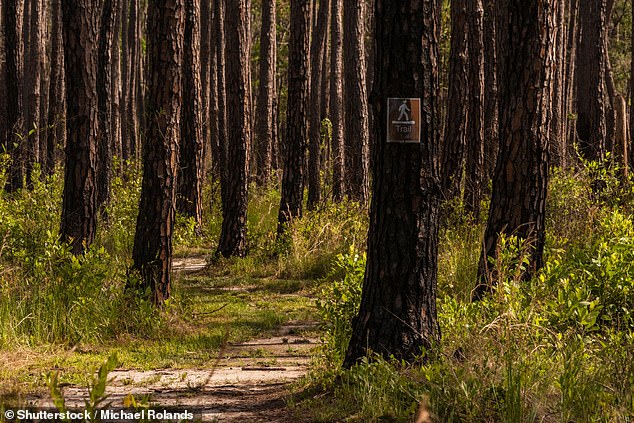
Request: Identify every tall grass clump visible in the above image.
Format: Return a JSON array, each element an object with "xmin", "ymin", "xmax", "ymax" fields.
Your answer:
[
  {"xmin": 276, "ymin": 200, "xmax": 368, "ymax": 279},
  {"xmin": 0, "ymin": 164, "xmax": 161, "ymax": 348}
]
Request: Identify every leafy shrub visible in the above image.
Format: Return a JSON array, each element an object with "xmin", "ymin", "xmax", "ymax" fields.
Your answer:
[{"xmin": 316, "ymin": 247, "xmax": 365, "ymax": 362}]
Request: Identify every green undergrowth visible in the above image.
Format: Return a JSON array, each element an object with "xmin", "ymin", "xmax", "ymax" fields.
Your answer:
[
  {"xmin": 0, "ymin": 164, "xmax": 357, "ymax": 406},
  {"xmin": 296, "ymin": 164, "xmax": 634, "ymax": 422}
]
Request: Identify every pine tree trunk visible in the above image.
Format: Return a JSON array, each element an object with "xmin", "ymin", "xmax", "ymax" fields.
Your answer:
[
  {"xmin": 464, "ymin": 0, "xmax": 485, "ymax": 217},
  {"xmin": 216, "ymin": 0, "xmax": 251, "ymax": 257},
  {"xmin": 200, "ymin": 0, "xmax": 211, "ymax": 170},
  {"xmin": 475, "ymin": 0, "xmax": 556, "ymax": 299},
  {"xmin": 483, "ymin": 0, "xmax": 498, "ymax": 179},
  {"xmin": 60, "ymin": 0, "xmax": 100, "ymax": 254},
  {"xmin": 344, "ymin": 0, "xmax": 441, "ymax": 367},
  {"xmin": 329, "ymin": 0, "xmax": 344, "ymax": 201},
  {"xmin": 277, "ymin": 0, "xmax": 310, "ymax": 234},
  {"xmin": 111, "ymin": 0, "xmax": 123, "ymax": 170},
  {"xmin": 255, "ymin": 0, "xmax": 276, "ymax": 186},
  {"xmin": 565, "ymin": 0, "xmax": 579, "ymax": 166},
  {"xmin": 132, "ymin": 0, "xmax": 185, "ymax": 305},
  {"xmin": 97, "ymin": 0, "xmax": 118, "ymax": 212},
  {"xmin": 25, "ymin": 0, "xmax": 42, "ymax": 188},
  {"xmin": 550, "ymin": 0, "xmax": 566, "ymax": 167},
  {"xmin": 208, "ymin": 0, "xmax": 221, "ymax": 181},
  {"xmin": 343, "ymin": 0, "xmax": 370, "ymax": 203},
  {"xmin": 46, "ymin": 0, "xmax": 64, "ymax": 176},
  {"xmin": 0, "ymin": 0, "xmax": 6, "ymax": 155},
  {"xmin": 38, "ymin": 0, "xmax": 49, "ymax": 173},
  {"xmin": 575, "ymin": 0, "xmax": 607, "ymax": 162},
  {"xmin": 307, "ymin": 0, "xmax": 329, "ymax": 209},
  {"xmin": 3, "ymin": 0, "xmax": 24, "ymax": 192},
  {"xmin": 215, "ymin": 0, "xmax": 229, "ymax": 206},
  {"xmin": 441, "ymin": 0, "xmax": 468, "ymax": 199},
  {"xmin": 177, "ymin": 0, "xmax": 204, "ymax": 226}
]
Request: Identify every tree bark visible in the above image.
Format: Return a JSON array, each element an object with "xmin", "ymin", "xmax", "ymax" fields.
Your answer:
[
  {"xmin": 483, "ymin": 0, "xmax": 498, "ymax": 180},
  {"xmin": 550, "ymin": 0, "xmax": 566, "ymax": 167},
  {"xmin": 216, "ymin": 0, "xmax": 251, "ymax": 257},
  {"xmin": 565, "ymin": 0, "xmax": 579, "ymax": 167},
  {"xmin": 97, "ymin": 0, "xmax": 119, "ymax": 213},
  {"xmin": 255, "ymin": 0, "xmax": 277, "ymax": 186},
  {"xmin": 45, "ymin": 0, "xmax": 65, "ymax": 176},
  {"xmin": 277, "ymin": 0, "xmax": 311, "ymax": 234},
  {"xmin": 307, "ymin": 0, "xmax": 329, "ymax": 209},
  {"xmin": 120, "ymin": 0, "xmax": 130, "ymax": 162},
  {"xmin": 177, "ymin": 0, "xmax": 204, "ymax": 226},
  {"xmin": 575, "ymin": 0, "xmax": 607, "ymax": 162},
  {"xmin": 132, "ymin": 0, "xmax": 185, "ymax": 305},
  {"xmin": 329, "ymin": 0, "xmax": 344, "ymax": 201},
  {"xmin": 111, "ymin": 0, "xmax": 123, "ymax": 170},
  {"xmin": 60, "ymin": 0, "xmax": 100, "ymax": 254},
  {"xmin": 125, "ymin": 0, "xmax": 139, "ymax": 162},
  {"xmin": 343, "ymin": 0, "xmax": 370, "ymax": 203},
  {"xmin": 3, "ymin": 0, "xmax": 24, "ymax": 192},
  {"xmin": 25, "ymin": 0, "xmax": 42, "ymax": 188},
  {"xmin": 200, "ymin": 0, "xmax": 211, "ymax": 171},
  {"xmin": 214, "ymin": 0, "xmax": 229, "ymax": 206},
  {"xmin": 38, "ymin": 0, "xmax": 49, "ymax": 174},
  {"xmin": 344, "ymin": 0, "xmax": 441, "ymax": 366},
  {"xmin": 464, "ymin": 0, "xmax": 485, "ymax": 217},
  {"xmin": 441, "ymin": 0, "xmax": 468, "ymax": 200},
  {"xmin": 475, "ymin": 0, "xmax": 556, "ymax": 299}
]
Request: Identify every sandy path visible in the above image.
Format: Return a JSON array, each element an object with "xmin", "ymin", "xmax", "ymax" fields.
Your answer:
[{"xmin": 33, "ymin": 258, "xmax": 320, "ymax": 422}]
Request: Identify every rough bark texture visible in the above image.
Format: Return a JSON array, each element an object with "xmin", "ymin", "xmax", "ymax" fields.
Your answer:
[
  {"xmin": 38, "ymin": 0, "xmax": 49, "ymax": 173},
  {"xmin": 124, "ymin": 0, "xmax": 140, "ymax": 162},
  {"xmin": 97, "ymin": 0, "xmax": 118, "ymax": 212},
  {"xmin": 177, "ymin": 0, "xmax": 204, "ymax": 226},
  {"xmin": 475, "ymin": 0, "xmax": 556, "ymax": 299},
  {"xmin": 215, "ymin": 0, "xmax": 229, "ymax": 206},
  {"xmin": 631, "ymin": 0, "xmax": 634, "ymax": 173},
  {"xmin": 208, "ymin": 0, "xmax": 221, "ymax": 180},
  {"xmin": 464, "ymin": 0, "xmax": 485, "ymax": 217},
  {"xmin": 343, "ymin": 0, "xmax": 370, "ymax": 203},
  {"xmin": 277, "ymin": 0, "xmax": 310, "ymax": 234},
  {"xmin": 0, "ymin": 0, "xmax": 5, "ymax": 156},
  {"xmin": 255, "ymin": 0, "xmax": 276, "ymax": 186},
  {"xmin": 441, "ymin": 0, "xmax": 468, "ymax": 200},
  {"xmin": 307, "ymin": 0, "xmax": 329, "ymax": 209},
  {"xmin": 46, "ymin": 0, "xmax": 65, "ymax": 175},
  {"xmin": 603, "ymin": 0, "xmax": 616, "ymax": 157},
  {"xmin": 575, "ymin": 0, "xmax": 607, "ymax": 162},
  {"xmin": 565, "ymin": 0, "xmax": 578, "ymax": 166},
  {"xmin": 483, "ymin": 0, "xmax": 498, "ymax": 178},
  {"xmin": 550, "ymin": 0, "xmax": 566, "ymax": 167},
  {"xmin": 132, "ymin": 0, "xmax": 185, "ymax": 305},
  {"xmin": 120, "ymin": 0, "xmax": 129, "ymax": 162},
  {"xmin": 25, "ymin": 0, "xmax": 42, "ymax": 188},
  {"xmin": 111, "ymin": 0, "xmax": 123, "ymax": 170},
  {"xmin": 329, "ymin": 0, "xmax": 344, "ymax": 201},
  {"xmin": 200, "ymin": 0, "xmax": 211, "ymax": 171},
  {"xmin": 216, "ymin": 0, "xmax": 251, "ymax": 257},
  {"xmin": 344, "ymin": 0, "xmax": 441, "ymax": 366},
  {"xmin": 60, "ymin": 0, "xmax": 100, "ymax": 254},
  {"xmin": 3, "ymin": 0, "xmax": 24, "ymax": 192}
]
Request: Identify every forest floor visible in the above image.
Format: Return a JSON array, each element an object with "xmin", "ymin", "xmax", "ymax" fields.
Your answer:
[{"xmin": 5, "ymin": 257, "xmax": 323, "ymax": 422}]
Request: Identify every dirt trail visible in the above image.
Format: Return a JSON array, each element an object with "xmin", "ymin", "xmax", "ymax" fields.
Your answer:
[{"xmin": 35, "ymin": 258, "xmax": 320, "ymax": 422}]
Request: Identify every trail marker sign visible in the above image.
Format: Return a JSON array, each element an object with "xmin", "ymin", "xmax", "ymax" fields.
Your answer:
[{"xmin": 387, "ymin": 98, "xmax": 421, "ymax": 143}]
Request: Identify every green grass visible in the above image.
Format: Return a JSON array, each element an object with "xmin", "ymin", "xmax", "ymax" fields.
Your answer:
[{"xmin": 0, "ymin": 267, "xmax": 320, "ymax": 405}]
